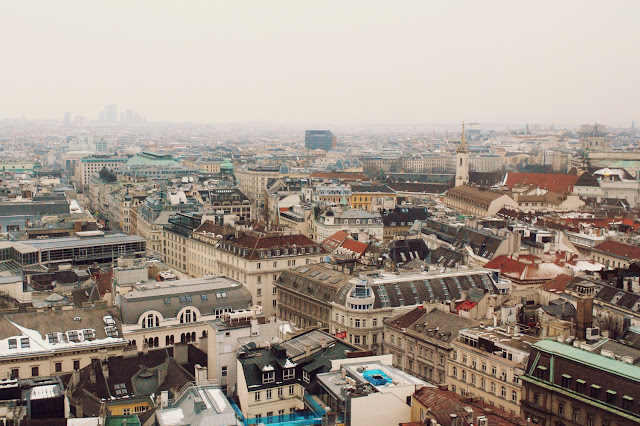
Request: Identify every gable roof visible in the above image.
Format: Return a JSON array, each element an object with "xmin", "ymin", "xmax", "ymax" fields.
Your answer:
[
  {"xmin": 593, "ymin": 240, "xmax": 640, "ymax": 261},
  {"xmin": 504, "ymin": 172, "xmax": 578, "ymax": 193}
]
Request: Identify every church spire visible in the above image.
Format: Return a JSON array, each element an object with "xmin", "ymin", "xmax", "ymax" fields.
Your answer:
[{"xmin": 457, "ymin": 121, "xmax": 469, "ymax": 153}]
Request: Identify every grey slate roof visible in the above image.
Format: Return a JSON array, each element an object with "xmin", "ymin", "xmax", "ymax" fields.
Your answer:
[{"xmin": 120, "ymin": 276, "xmax": 252, "ymax": 324}]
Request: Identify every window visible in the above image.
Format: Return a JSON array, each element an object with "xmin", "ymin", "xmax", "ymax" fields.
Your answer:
[
  {"xmin": 622, "ymin": 396, "xmax": 634, "ymax": 412},
  {"xmin": 289, "ymin": 385, "xmax": 295, "ymax": 395},
  {"xmin": 10, "ymin": 369, "xmax": 18, "ymax": 379},
  {"xmin": 278, "ymin": 387, "xmax": 283, "ymax": 398},
  {"xmin": 31, "ymin": 366, "xmax": 39, "ymax": 377},
  {"xmin": 20, "ymin": 338, "xmax": 29, "ymax": 348},
  {"xmin": 461, "ymin": 370, "xmax": 467, "ymax": 381},
  {"xmin": 164, "ymin": 298, "xmax": 171, "ymax": 305},
  {"xmin": 263, "ymin": 371, "xmax": 275, "ymax": 384},
  {"xmin": 501, "ymin": 386, "xmax": 507, "ymax": 398},
  {"xmin": 221, "ymin": 366, "xmax": 228, "ymax": 377},
  {"xmin": 561, "ymin": 374, "xmax": 571, "ymax": 388},
  {"xmin": 439, "ymin": 354, "xmax": 445, "ymax": 365},
  {"xmin": 533, "ymin": 393, "xmax": 539, "ymax": 406},
  {"xmin": 303, "ymin": 371, "xmax": 310, "ymax": 383},
  {"xmin": 284, "ymin": 368, "xmax": 295, "ymax": 380},
  {"xmin": 512, "ymin": 390, "xmax": 518, "ymax": 402},
  {"xmin": 266, "ymin": 389, "xmax": 272, "ymax": 399},
  {"xmin": 114, "ymin": 383, "xmax": 128, "ymax": 396},
  {"xmin": 491, "ymin": 382, "xmax": 496, "ymax": 394},
  {"xmin": 200, "ymin": 294, "xmax": 208, "ymax": 301},
  {"xmin": 8, "ymin": 339, "xmax": 16, "ymax": 349},
  {"xmin": 55, "ymin": 362, "xmax": 62, "ymax": 373},
  {"xmin": 452, "ymin": 366, "xmax": 457, "ymax": 377},
  {"xmin": 558, "ymin": 403, "xmax": 564, "ymax": 417},
  {"xmin": 590, "ymin": 385, "xmax": 601, "ymax": 399},
  {"xmin": 74, "ymin": 360, "xmax": 80, "ymax": 371},
  {"xmin": 573, "ymin": 409, "xmax": 579, "ymax": 422},
  {"xmin": 254, "ymin": 391, "xmax": 261, "ymax": 402},
  {"xmin": 491, "ymin": 365, "xmax": 497, "ymax": 376},
  {"xmin": 576, "ymin": 379, "xmax": 586, "ymax": 394},
  {"xmin": 606, "ymin": 390, "xmax": 617, "ymax": 406}
]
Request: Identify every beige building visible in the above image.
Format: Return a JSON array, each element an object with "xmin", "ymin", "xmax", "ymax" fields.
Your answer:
[
  {"xmin": 383, "ymin": 306, "xmax": 478, "ymax": 387},
  {"xmin": 444, "ymin": 186, "xmax": 519, "ymax": 217},
  {"xmin": 448, "ymin": 326, "xmax": 537, "ymax": 416},
  {"xmin": 0, "ymin": 307, "xmax": 128, "ymax": 380},
  {"xmin": 74, "ymin": 156, "xmax": 127, "ymax": 190}
]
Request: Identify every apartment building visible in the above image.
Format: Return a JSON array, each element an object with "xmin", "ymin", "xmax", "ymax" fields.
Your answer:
[
  {"xmin": 0, "ymin": 307, "xmax": 127, "ymax": 380},
  {"xmin": 277, "ymin": 264, "xmax": 500, "ymax": 355},
  {"xmin": 448, "ymin": 325, "xmax": 538, "ymax": 416},
  {"xmin": 383, "ymin": 306, "xmax": 477, "ymax": 386},
  {"xmin": 74, "ymin": 155, "xmax": 127, "ymax": 190}
]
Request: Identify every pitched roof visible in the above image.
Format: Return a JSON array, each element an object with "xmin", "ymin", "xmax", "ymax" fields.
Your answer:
[
  {"xmin": 541, "ymin": 273, "xmax": 574, "ymax": 292},
  {"xmin": 593, "ymin": 240, "xmax": 640, "ymax": 261},
  {"xmin": 309, "ymin": 172, "xmax": 369, "ymax": 181},
  {"xmin": 483, "ymin": 255, "xmax": 568, "ymax": 284},
  {"xmin": 412, "ymin": 386, "xmax": 525, "ymax": 425},
  {"xmin": 504, "ymin": 172, "xmax": 578, "ymax": 193}
]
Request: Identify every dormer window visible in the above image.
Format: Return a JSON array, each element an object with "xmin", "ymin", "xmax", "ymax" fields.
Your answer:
[
  {"xmin": 263, "ymin": 370, "xmax": 275, "ymax": 384},
  {"xmin": 283, "ymin": 368, "xmax": 295, "ymax": 380},
  {"xmin": 8, "ymin": 339, "xmax": 17, "ymax": 349},
  {"xmin": 20, "ymin": 338, "xmax": 29, "ymax": 348}
]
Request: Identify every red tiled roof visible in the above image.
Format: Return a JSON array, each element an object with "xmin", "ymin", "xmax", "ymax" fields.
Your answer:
[
  {"xmin": 455, "ymin": 300, "xmax": 477, "ymax": 312},
  {"xmin": 322, "ymin": 231, "xmax": 369, "ymax": 256},
  {"xmin": 504, "ymin": 172, "xmax": 578, "ymax": 193},
  {"xmin": 322, "ymin": 231, "xmax": 350, "ymax": 250},
  {"xmin": 340, "ymin": 238, "xmax": 369, "ymax": 255},
  {"xmin": 593, "ymin": 240, "xmax": 640, "ymax": 260},
  {"xmin": 412, "ymin": 387, "xmax": 525, "ymax": 425},
  {"xmin": 484, "ymin": 255, "xmax": 567, "ymax": 283},
  {"xmin": 223, "ymin": 232, "xmax": 326, "ymax": 259},
  {"xmin": 541, "ymin": 274, "xmax": 574, "ymax": 292}
]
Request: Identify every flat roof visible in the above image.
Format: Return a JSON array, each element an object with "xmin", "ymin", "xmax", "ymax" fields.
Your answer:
[
  {"xmin": 20, "ymin": 233, "xmax": 146, "ymax": 251},
  {"xmin": 121, "ymin": 276, "xmax": 244, "ymax": 301}
]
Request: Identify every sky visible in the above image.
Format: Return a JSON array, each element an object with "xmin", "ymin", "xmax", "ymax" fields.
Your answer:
[{"xmin": 1, "ymin": 1, "xmax": 638, "ymax": 126}]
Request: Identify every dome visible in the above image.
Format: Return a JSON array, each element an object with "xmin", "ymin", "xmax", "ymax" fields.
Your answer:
[{"xmin": 220, "ymin": 158, "xmax": 234, "ymax": 171}]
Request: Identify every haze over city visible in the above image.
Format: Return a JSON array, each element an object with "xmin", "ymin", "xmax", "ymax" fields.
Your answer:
[{"xmin": 2, "ymin": 0, "xmax": 639, "ymax": 126}]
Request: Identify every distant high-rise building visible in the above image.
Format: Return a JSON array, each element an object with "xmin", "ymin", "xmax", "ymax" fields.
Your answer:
[
  {"xmin": 99, "ymin": 111, "xmax": 105, "ymax": 122},
  {"xmin": 305, "ymin": 130, "xmax": 336, "ymax": 151},
  {"xmin": 126, "ymin": 109, "xmax": 133, "ymax": 123},
  {"xmin": 105, "ymin": 104, "xmax": 118, "ymax": 123},
  {"xmin": 63, "ymin": 112, "xmax": 71, "ymax": 126}
]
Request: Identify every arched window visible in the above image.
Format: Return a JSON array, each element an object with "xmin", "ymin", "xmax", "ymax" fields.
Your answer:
[
  {"xmin": 180, "ymin": 309, "xmax": 194, "ymax": 324},
  {"xmin": 154, "ymin": 337, "xmax": 159, "ymax": 347},
  {"xmin": 170, "ymin": 335, "xmax": 175, "ymax": 345},
  {"xmin": 166, "ymin": 335, "xmax": 170, "ymax": 346},
  {"xmin": 202, "ymin": 330, "xmax": 208, "ymax": 338},
  {"xmin": 181, "ymin": 333, "xmax": 186, "ymax": 343},
  {"xmin": 191, "ymin": 332, "xmax": 196, "ymax": 342}
]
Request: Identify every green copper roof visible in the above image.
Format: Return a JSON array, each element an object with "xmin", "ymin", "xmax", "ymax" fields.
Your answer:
[
  {"xmin": 220, "ymin": 159, "xmax": 233, "ymax": 170},
  {"xmin": 534, "ymin": 339, "xmax": 640, "ymax": 382}
]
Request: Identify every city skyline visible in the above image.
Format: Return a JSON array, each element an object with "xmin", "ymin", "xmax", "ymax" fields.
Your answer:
[{"xmin": 2, "ymin": 1, "xmax": 639, "ymax": 125}]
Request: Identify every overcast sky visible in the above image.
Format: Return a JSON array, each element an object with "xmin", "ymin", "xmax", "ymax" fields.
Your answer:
[{"xmin": 1, "ymin": 1, "xmax": 638, "ymax": 126}]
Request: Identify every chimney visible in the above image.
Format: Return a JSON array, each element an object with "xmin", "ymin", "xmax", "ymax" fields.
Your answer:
[
  {"xmin": 304, "ymin": 344, "xmax": 312, "ymax": 358},
  {"xmin": 450, "ymin": 413, "xmax": 458, "ymax": 426},
  {"xmin": 174, "ymin": 342, "xmax": 189, "ymax": 365},
  {"xmin": 194, "ymin": 364, "xmax": 208, "ymax": 384},
  {"xmin": 158, "ymin": 366, "xmax": 167, "ymax": 385},
  {"xmin": 161, "ymin": 390, "xmax": 169, "ymax": 408}
]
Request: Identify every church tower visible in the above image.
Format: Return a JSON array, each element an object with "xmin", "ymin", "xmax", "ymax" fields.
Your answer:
[{"xmin": 455, "ymin": 122, "xmax": 469, "ymax": 187}]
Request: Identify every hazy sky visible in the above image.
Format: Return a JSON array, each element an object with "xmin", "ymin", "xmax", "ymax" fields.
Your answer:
[{"xmin": 1, "ymin": 1, "xmax": 638, "ymax": 126}]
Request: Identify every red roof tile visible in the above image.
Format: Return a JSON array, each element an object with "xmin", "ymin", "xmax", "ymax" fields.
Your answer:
[
  {"xmin": 541, "ymin": 273, "xmax": 574, "ymax": 292},
  {"xmin": 484, "ymin": 255, "xmax": 568, "ymax": 283},
  {"xmin": 594, "ymin": 240, "xmax": 640, "ymax": 260},
  {"xmin": 322, "ymin": 231, "xmax": 369, "ymax": 256},
  {"xmin": 504, "ymin": 172, "xmax": 578, "ymax": 193},
  {"xmin": 412, "ymin": 386, "xmax": 525, "ymax": 425}
]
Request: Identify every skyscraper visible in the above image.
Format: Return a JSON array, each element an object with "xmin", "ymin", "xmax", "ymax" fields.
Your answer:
[
  {"xmin": 105, "ymin": 104, "xmax": 118, "ymax": 123},
  {"xmin": 305, "ymin": 130, "xmax": 336, "ymax": 151}
]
